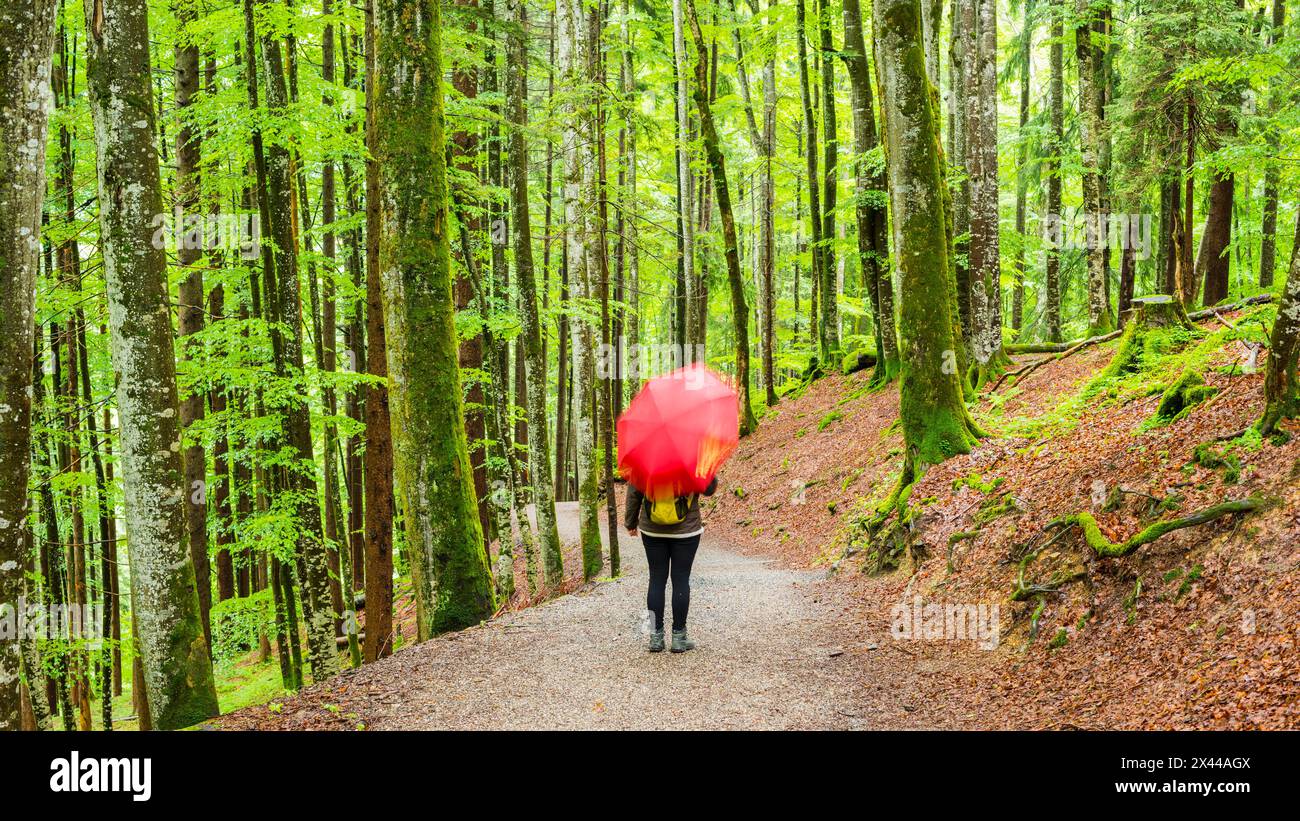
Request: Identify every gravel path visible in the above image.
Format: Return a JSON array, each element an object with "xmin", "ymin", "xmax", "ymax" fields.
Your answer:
[{"xmin": 222, "ymin": 503, "xmax": 907, "ymax": 730}]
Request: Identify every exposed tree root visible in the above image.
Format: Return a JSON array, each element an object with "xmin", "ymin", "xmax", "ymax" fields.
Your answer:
[
  {"xmin": 1048, "ymin": 497, "xmax": 1265, "ymax": 558},
  {"xmin": 1010, "ymin": 525, "xmax": 1078, "ymax": 601}
]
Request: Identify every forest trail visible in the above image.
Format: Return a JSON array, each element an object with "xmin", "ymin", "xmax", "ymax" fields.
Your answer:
[{"xmin": 217, "ymin": 502, "xmax": 944, "ymax": 730}]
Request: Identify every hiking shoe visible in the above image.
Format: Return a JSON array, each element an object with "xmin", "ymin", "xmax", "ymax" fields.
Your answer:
[
  {"xmin": 671, "ymin": 629, "xmax": 695, "ymax": 653},
  {"xmin": 649, "ymin": 630, "xmax": 665, "ymax": 653}
]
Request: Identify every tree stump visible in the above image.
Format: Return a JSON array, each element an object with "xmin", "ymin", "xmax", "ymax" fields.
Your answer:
[
  {"xmin": 1103, "ymin": 295, "xmax": 1197, "ymax": 379},
  {"xmin": 1123, "ymin": 294, "xmax": 1193, "ymax": 331}
]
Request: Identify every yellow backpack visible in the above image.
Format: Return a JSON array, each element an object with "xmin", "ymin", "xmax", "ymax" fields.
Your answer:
[{"xmin": 648, "ymin": 495, "xmax": 694, "ymax": 526}]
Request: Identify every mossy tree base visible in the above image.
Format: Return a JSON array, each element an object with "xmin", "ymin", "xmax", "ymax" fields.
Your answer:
[
  {"xmin": 970, "ymin": 346, "xmax": 1014, "ymax": 392},
  {"xmin": 1151, "ymin": 369, "xmax": 1219, "ymax": 426},
  {"xmin": 1100, "ymin": 295, "xmax": 1198, "ymax": 381}
]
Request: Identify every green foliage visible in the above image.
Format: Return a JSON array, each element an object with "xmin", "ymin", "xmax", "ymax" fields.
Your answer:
[{"xmin": 210, "ymin": 590, "xmax": 275, "ymax": 662}]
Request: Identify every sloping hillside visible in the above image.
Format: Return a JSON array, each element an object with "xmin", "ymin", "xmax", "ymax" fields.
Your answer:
[{"xmin": 706, "ymin": 306, "xmax": 1299, "ymax": 729}]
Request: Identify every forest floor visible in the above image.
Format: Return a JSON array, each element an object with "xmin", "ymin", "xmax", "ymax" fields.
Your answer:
[
  {"xmin": 213, "ymin": 506, "xmax": 923, "ymax": 729},
  {"xmin": 216, "ymin": 305, "xmax": 1299, "ymax": 730}
]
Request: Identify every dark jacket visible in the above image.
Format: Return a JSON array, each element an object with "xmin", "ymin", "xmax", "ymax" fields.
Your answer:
[{"xmin": 624, "ymin": 477, "xmax": 718, "ymax": 538}]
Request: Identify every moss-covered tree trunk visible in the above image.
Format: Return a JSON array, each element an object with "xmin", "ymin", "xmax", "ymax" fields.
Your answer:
[
  {"xmin": 1045, "ymin": 0, "xmax": 1064, "ymax": 343},
  {"xmin": 1075, "ymin": 0, "xmax": 1114, "ymax": 334},
  {"xmin": 82, "ymin": 0, "xmax": 219, "ymax": 728},
  {"xmin": 686, "ymin": 0, "xmax": 757, "ymax": 435},
  {"xmin": 375, "ymin": 0, "xmax": 496, "ymax": 637},
  {"xmin": 843, "ymin": 0, "xmax": 898, "ymax": 384},
  {"xmin": 875, "ymin": 0, "xmax": 981, "ymax": 488},
  {"xmin": 560, "ymin": 0, "xmax": 604, "ymax": 579},
  {"xmin": 362, "ymin": 0, "xmax": 395, "ymax": 662},
  {"xmin": 1261, "ymin": 211, "xmax": 1300, "ymax": 435},
  {"xmin": 507, "ymin": 0, "xmax": 562, "ymax": 590},
  {"xmin": 0, "ymin": 0, "xmax": 58, "ymax": 732}
]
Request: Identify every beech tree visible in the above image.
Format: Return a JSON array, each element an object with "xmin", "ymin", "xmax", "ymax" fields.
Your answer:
[
  {"xmin": 0, "ymin": 0, "xmax": 59, "ymax": 731},
  {"xmin": 686, "ymin": 0, "xmax": 757, "ymax": 435},
  {"xmin": 560, "ymin": 0, "xmax": 603, "ymax": 579},
  {"xmin": 83, "ymin": 0, "xmax": 219, "ymax": 729},
  {"xmin": 843, "ymin": 0, "xmax": 897, "ymax": 383},
  {"xmin": 506, "ymin": 0, "xmax": 563, "ymax": 589},
  {"xmin": 375, "ymin": 0, "xmax": 496, "ymax": 637},
  {"xmin": 876, "ymin": 0, "xmax": 981, "ymax": 492}
]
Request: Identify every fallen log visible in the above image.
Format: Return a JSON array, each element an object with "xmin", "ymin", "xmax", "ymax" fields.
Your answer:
[
  {"xmin": 991, "ymin": 294, "xmax": 1275, "ymax": 395},
  {"xmin": 1186, "ymin": 293, "xmax": 1274, "ymax": 322},
  {"xmin": 989, "ymin": 328, "xmax": 1123, "ymax": 392}
]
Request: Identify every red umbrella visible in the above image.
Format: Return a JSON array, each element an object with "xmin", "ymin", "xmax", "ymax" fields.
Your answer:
[{"xmin": 617, "ymin": 363, "xmax": 739, "ymax": 501}]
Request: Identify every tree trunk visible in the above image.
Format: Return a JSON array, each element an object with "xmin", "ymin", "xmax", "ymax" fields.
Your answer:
[
  {"xmin": 795, "ymin": 0, "xmax": 825, "ymax": 365},
  {"xmin": 375, "ymin": 0, "xmax": 496, "ymax": 638},
  {"xmin": 1075, "ymin": 0, "xmax": 1114, "ymax": 333},
  {"xmin": 966, "ymin": 0, "xmax": 1009, "ymax": 384},
  {"xmin": 672, "ymin": 0, "xmax": 700, "ymax": 351},
  {"xmin": 363, "ymin": 0, "xmax": 395, "ymax": 661},
  {"xmin": 1259, "ymin": 0, "xmax": 1286, "ymax": 289},
  {"xmin": 686, "ymin": 0, "xmax": 757, "ymax": 435},
  {"xmin": 1198, "ymin": 173, "xmax": 1233, "ymax": 306},
  {"xmin": 561, "ymin": 0, "xmax": 605, "ymax": 579},
  {"xmin": 875, "ymin": 0, "xmax": 981, "ymax": 487},
  {"xmin": 950, "ymin": 0, "xmax": 973, "ymax": 350},
  {"xmin": 1044, "ymin": 0, "xmax": 1064, "ymax": 342},
  {"xmin": 1012, "ymin": 0, "xmax": 1034, "ymax": 332},
  {"xmin": 256, "ymin": 1, "xmax": 340, "ymax": 682},
  {"xmin": 1160, "ymin": 178, "xmax": 1179, "ymax": 296},
  {"xmin": 817, "ymin": 0, "xmax": 840, "ymax": 362},
  {"xmin": 174, "ymin": 0, "xmax": 212, "ymax": 652},
  {"xmin": 1261, "ymin": 209, "xmax": 1300, "ymax": 435},
  {"xmin": 0, "ymin": 0, "xmax": 58, "ymax": 731},
  {"xmin": 211, "ymin": 286, "xmax": 236, "ymax": 603},
  {"xmin": 1179, "ymin": 98, "xmax": 1197, "ymax": 307},
  {"xmin": 842, "ymin": 0, "xmax": 898, "ymax": 383},
  {"xmin": 731, "ymin": 0, "xmax": 779, "ymax": 403},
  {"xmin": 82, "ymin": 0, "xmax": 219, "ymax": 728},
  {"xmin": 507, "ymin": 0, "xmax": 562, "ymax": 591}
]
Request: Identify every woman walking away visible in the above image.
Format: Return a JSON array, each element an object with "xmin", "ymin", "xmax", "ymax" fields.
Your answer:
[{"xmin": 624, "ymin": 477, "xmax": 718, "ymax": 653}]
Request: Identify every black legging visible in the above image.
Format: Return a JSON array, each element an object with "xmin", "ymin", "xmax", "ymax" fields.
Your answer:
[{"xmin": 642, "ymin": 533, "xmax": 700, "ymax": 631}]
